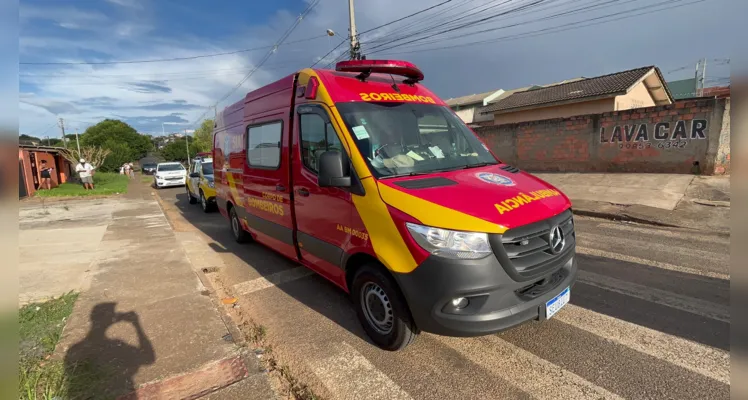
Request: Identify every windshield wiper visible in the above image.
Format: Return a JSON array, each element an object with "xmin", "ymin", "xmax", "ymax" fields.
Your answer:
[
  {"xmin": 380, "ymin": 171, "xmax": 430, "ymax": 179},
  {"xmin": 460, "ymin": 162, "xmax": 498, "ymax": 170}
]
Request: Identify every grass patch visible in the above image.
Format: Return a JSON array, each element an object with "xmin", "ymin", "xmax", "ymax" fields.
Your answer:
[
  {"xmin": 35, "ymin": 173, "xmax": 128, "ymax": 197},
  {"xmin": 19, "ymin": 293, "xmax": 108, "ymax": 399},
  {"xmin": 19, "ymin": 292, "xmax": 93, "ymax": 400},
  {"xmin": 140, "ymin": 175, "xmax": 153, "ymax": 184}
]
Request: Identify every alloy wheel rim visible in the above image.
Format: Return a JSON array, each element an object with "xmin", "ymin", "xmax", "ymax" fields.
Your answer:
[
  {"xmin": 360, "ymin": 282, "xmax": 394, "ymax": 334},
  {"xmin": 231, "ymin": 211, "xmax": 239, "ymax": 237}
]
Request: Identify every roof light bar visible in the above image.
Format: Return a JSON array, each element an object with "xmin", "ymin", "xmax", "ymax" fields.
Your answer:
[{"xmin": 335, "ymin": 60, "xmax": 424, "ymax": 83}]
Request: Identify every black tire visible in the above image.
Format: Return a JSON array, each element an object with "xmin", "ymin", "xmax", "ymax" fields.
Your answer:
[
  {"xmin": 352, "ymin": 264, "xmax": 419, "ymax": 351},
  {"xmin": 200, "ymin": 190, "xmax": 212, "ymax": 213},
  {"xmin": 229, "ymin": 206, "xmax": 250, "ymax": 243},
  {"xmin": 187, "ymin": 185, "xmax": 197, "ymax": 204}
]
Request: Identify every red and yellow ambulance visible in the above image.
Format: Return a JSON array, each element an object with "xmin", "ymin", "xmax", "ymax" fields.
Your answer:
[{"xmin": 213, "ymin": 60, "xmax": 577, "ymax": 350}]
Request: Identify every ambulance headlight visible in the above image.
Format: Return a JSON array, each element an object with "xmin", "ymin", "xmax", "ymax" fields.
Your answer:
[{"xmin": 405, "ymin": 223, "xmax": 492, "ymax": 260}]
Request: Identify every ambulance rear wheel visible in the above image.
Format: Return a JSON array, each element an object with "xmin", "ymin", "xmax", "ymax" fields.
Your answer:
[
  {"xmin": 229, "ymin": 206, "xmax": 250, "ymax": 243},
  {"xmin": 352, "ymin": 264, "xmax": 418, "ymax": 351}
]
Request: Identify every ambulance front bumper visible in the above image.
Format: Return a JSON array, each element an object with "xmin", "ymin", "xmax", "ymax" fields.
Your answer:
[{"xmin": 393, "ymin": 249, "xmax": 577, "ymax": 337}]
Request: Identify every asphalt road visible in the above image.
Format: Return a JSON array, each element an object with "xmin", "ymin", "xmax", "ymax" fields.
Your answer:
[{"xmin": 157, "ymin": 185, "xmax": 730, "ymax": 400}]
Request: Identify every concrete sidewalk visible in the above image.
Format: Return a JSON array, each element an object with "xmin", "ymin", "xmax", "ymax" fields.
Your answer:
[
  {"xmin": 535, "ymin": 172, "xmax": 730, "ymax": 234},
  {"xmin": 54, "ymin": 181, "xmax": 276, "ymax": 399}
]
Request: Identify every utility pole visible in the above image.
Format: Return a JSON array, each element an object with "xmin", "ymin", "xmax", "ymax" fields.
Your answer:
[
  {"xmin": 695, "ymin": 58, "xmax": 708, "ymax": 96},
  {"xmin": 700, "ymin": 58, "xmax": 707, "ymax": 96},
  {"xmin": 75, "ymin": 129, "xmax": 81, "ymax": 156},
  {"xmin": 348, "ymin": 0, "xmax": 361, "ymax": 60},
  {"xmin": 58, "ymin": 118, "xmax": 67, "ymax": 149},
  {"xmin": 185, "ymin": 129, "xmax": 191, "ymax": 167}
]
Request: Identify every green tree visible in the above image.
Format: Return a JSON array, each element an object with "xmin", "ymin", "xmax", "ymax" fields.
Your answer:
[
  {"xmin": 19, "ymin": 134, "xmax": 42, "ymax": 143},
  {"xmin": 193, "ymin": 119, "xmax": 214, "ymax": 153},
  {"xmin": 100, "ymin": 140, "xmax": 133, "ymax": 172},
  {"xmin": 80, "ymin": 119, "xmax": 153, "ymax": 160},
  {"xmin": 160, "ymin": 137, "xmax": 197, "ymax": 162}
]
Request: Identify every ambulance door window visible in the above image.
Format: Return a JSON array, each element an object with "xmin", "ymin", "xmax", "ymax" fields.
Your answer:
[
  {"xmin": 300, "ymin": 114, "xmax": 342, "ymax": 173},
  {"xmin": 247, "ymin": 122, "xmax": 282, "ymax": 169}
]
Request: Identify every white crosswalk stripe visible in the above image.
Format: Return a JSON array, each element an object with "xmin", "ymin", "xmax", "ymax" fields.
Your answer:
[
  {"xmin": 555, "ymin": 304, "xmax": 730, "ymax": 384},
  {"xmin": 436, "ymin": 334, "xmax": 625, "ymax": 400},
  {"xmin": 232, "ymin": 266, "xmax": 315, "ymax": 295},
  {"xmin": 310, "ymin": 342, "xmax": 413, "ymax": 400}
]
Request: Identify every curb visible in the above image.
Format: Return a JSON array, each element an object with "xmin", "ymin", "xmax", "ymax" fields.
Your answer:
[{"xmin": 572, "ymin": 208, "xmax": 730, "ymax": 237}]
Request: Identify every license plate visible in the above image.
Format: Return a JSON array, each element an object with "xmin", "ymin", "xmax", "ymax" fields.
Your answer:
[{"xmin": 545, "ymin": 287, "xmax": 570, "ymax": 320}]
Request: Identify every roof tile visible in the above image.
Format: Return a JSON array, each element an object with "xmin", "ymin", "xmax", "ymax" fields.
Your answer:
[{"xmin": 481, "ymin": 66, "xmax": 657, "ymax": 114}]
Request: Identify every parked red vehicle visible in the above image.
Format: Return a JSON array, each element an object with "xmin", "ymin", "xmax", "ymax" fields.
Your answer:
[{"xmin": 213, "ymin": 60, "xmax": 577, "ymax": 350}]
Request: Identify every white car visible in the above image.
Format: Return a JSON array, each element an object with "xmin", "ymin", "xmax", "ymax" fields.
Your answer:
[{"xmin": 153, "ymin": 162, "xmax": 187, "ymax": 188}]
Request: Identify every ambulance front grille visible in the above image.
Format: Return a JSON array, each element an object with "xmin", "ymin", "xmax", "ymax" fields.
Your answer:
[{"xmin": 489, "ymin": 209, "xmax": 575, "ymax": 282}]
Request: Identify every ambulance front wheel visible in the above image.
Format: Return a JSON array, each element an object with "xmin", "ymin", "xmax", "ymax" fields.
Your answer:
[
  {"xmin": 352, "ymin": 264, "xmax": 419, "ymax": 351},
  {"xmin": 229, "ymin": 206, "xmax": 251, "ymax": 244}
]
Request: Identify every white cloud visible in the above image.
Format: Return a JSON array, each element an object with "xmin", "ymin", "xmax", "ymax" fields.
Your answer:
[
  {"xmin": 105, "ymin": 0, "xmax": 144, "ymax": 9},
  {"xmin": 20, "ymin": 4, "xmax": 108, "ymax": 27}
]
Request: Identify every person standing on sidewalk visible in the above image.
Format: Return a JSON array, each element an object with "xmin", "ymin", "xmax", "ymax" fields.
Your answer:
[
  {"xmin": 39, "ymin": 160, "xmax": 54, "ymax": 190},
  {"xmin": 129, "ymin": 162, "xmax": 135, "ymax": 179},
  {"xmin": 75, "ymin": 158, "xmax": 95, "ymax": 190}
]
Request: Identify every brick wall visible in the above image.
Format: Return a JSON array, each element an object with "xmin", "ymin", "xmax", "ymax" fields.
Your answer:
[{"xmin": 474, "ymin": 98, "xmax": 728, "ymax": 174}]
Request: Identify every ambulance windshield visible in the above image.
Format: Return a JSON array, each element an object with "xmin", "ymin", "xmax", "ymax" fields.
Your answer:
[{"xmin": 336, "ymin": 102, "xmax": 498, "ymax": 178}]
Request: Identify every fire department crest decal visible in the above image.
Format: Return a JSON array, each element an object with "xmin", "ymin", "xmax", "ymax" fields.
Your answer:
[{"xmin": 476, "ymin": 172, "xmax": 515, "ymax": 186}]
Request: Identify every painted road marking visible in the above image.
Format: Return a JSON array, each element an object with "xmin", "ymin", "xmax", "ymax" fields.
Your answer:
[
  {"xmin": 310, "ymin": 342, "xmax": 413, "ymax": 400},
  {"xmin": 556, "ymin": 304, "xmax": 730, "ymax": 384},
  {"xmin": 232, "ymin": 267, "xmax": 315, "ymax": 295},
  {"xmin": 576, "ymin": 246, "xmax": 730, "ymax": 280},
  {"xmin": 436, "ymin": 335, "xmax": 624, "ymax": 400},
  {"xmin": 578, "ymin": 234, "xmax": 728, "ymax": 266},
  {"xmin": 577, "ymin": 270, "xmax": 730, "ymax": 322},
  {"xmin": 595, "ymin": 222, "xmax": 728, "ymax": 245},
  {"xmin": 113, "ymin": 213, "xmax": 166, "ymax": 220}
]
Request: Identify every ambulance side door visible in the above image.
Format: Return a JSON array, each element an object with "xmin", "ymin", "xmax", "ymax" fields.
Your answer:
[
  {"xmin": 292, "ymin": 104, "xmax": 351, "ymax": 284},
  {"xmin": 242, "ymin": 116, "xmax": 297, "ymax": 260}
]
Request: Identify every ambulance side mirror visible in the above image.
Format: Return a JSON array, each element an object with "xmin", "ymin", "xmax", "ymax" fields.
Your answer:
[{"xmin": 318, "ymin": 151, "xmax": 351, "ymax": 188}]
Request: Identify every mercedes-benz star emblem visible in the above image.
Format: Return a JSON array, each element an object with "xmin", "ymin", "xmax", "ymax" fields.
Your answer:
[{"xmin": 549, "ymin": 225, "xmax": 565, "ymax": 254}]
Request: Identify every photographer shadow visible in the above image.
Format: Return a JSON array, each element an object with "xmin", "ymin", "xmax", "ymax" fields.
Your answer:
[{"xmin": 64, "ymin": 302, "xmax": 155, "ymax": 399}]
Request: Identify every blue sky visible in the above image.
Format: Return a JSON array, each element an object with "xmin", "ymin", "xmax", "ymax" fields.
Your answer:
[{"xmin": 19, "ymin": 0, "xmax": 737, "ymax": 138}]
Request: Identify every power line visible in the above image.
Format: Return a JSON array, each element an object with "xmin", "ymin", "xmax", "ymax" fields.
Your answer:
[
  {"xmin": 189, "ymin": 0, "xmax": 320, "ymax": 129},
  {"xmin": 311, "ymin": 38, "xmax": 348, "ymax": 68},
  {"xmin": 308, "ymin": 0, "xmax": 459, "ymax": 66},
  {"xmin": 370, "ymin": 0, "xmax": 707, "ymax": 56},
  {"xmin": 20, "ymin": 35, "xmax": 328, "ymax": 66},
  {"xmin": 366, "ymin": 0, "xmax": 641, "ymax": 55},
  {"xmin": 364, "ymin": 0, "xmax": 516, "ymax": 47},
  {"xmin": 357, "ymin": 0, "xmax": 455, "ymax": 36},
  {"xmin": 376, "ymin": 0, "xmax": 481, "ymax": 36},
  {"xmin": 363, "ymin": 0, "xmax": 544, "ymax": 54}
]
